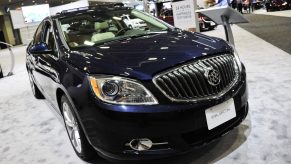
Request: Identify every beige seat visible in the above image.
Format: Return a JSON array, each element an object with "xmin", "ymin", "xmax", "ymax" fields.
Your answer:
[
  {"xmin": 91, "ymin": 22, "xmax": 115, "ymax": 42},
  {"xmin": 91, "ymin": 32, "xmax": 115, "ymax": 42}
]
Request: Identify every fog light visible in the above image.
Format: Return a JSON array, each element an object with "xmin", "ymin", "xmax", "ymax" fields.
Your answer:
[{"xmin": 129, "ymin": 138, "xmax": 153, "ymax": 151}]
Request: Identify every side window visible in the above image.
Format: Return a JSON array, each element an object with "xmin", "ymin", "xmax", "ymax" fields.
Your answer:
[
  {"xmin": 43, "ymin": 22, "xmax": 58, "ymax": 58},
  {"xmin": 34, "ymin": 23, "xmax": 44, "ymax": 44}
]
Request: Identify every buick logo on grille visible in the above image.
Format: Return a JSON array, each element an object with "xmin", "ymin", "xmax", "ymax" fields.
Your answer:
[
  {"xmin": 205, "ymin": 68, "xmax": 221, "ymax": 86},
  {"xmin": 197, "ymin": 62, "xmax": 221, "ymax": 86}
]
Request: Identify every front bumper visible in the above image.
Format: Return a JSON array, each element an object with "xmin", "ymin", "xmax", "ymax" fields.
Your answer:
[
  {"xmin": 98, "ymin": 103, "xmax": 248, "ymax": 161},
  {"xmin": 75, "ymin": 67, "xmax": 248, "ymax": 160}
]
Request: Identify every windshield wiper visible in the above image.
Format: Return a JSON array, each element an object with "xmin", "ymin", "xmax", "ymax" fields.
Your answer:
[
  {"xmin": 127, "ymin": 31, "xmax": 168, "ymax": 38},
  {"xmin": 93, "ymin": 35, "xmax": 136, "ymax": 46},
  {"xmin": 93, "ymin": 31, "xmax": 168, "ymax": 46}
]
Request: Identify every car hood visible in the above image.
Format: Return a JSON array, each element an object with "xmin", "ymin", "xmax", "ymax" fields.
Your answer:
[{"xmin": 65, "ymin": 31, "xmax": 232, "ymax": 80}]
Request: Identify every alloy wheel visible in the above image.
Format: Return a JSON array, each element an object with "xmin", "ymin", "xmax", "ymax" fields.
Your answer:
[{"xmin": 62, "ymin": 102, "xmax": 82, "ymax": 153}]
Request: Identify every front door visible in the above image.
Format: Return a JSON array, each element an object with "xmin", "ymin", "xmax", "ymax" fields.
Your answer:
[{"xmin": 32, "ymin": 20, "xmax": 60, "ymax": 110}]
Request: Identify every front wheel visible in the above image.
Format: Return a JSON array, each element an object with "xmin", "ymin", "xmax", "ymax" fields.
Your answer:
[{"xmin": 61, "ymin": 95, "xmax": 98, "ymax": 161}]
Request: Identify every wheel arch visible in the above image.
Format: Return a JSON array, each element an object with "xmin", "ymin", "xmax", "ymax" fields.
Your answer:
[
  {"xmin": 56, "ymin": 88, "xmax": 66, "ymax": 113},
  {"xmin": 55, "ymin": 86, "xmax": 96, "ymax": 152}
]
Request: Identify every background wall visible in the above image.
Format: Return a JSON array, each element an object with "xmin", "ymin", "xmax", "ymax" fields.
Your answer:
[
  {"xmin": 0, "ymin": 15, "xmax": 16, "ymax": 45},
  {"xmin": 19, "ymin": 26, "xmax": 38, "ymax": 45},
  {"xmin": 50, "ymin": 0, "xmax": 89, "ymax": 15},
  {"xmin": 9, "ymin": 10, "xmax": 38, "ymax": 45},
  {"xmin": 9, "ymin": 0, "xmax": 89, "ymax": 45}
]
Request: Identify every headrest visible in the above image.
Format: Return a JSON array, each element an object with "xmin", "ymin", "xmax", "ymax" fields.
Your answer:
[
  {"xmin": 91, "ymin": 32, "xmax": 115, "ymax": 42},
  {"xmin": 95, "ymin": 22, "xmax": 109, "ymax": 30}
]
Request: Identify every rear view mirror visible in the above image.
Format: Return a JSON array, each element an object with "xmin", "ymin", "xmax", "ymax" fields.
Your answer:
[{"xmin": 29, "ymin": 42, "xmax": 53, "ymax": 54}]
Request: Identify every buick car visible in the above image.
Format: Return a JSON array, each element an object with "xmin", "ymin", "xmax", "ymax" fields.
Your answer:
[{"xmin": 26, "ymin": 6, "xmax": 248, "ymax": 161}]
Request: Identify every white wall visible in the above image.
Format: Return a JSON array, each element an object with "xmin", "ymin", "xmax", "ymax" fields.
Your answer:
[
  {"xmin": 50, "ymin": 0, "xmax": 89, "ymax": 15},
  {"xmin": 19, "ymin": 26, "xmax": 38, "ymax": 45},
  {"xmin": 10, "ymin": 10, "xmax": 39, "ymax": 29},
  {"xmin": 10, "ymin": 10, "xmax": 39, "ymax": 45},
  {"xmin": 9, "ymin": 0, "xmax": 89, "ymax": 45}
]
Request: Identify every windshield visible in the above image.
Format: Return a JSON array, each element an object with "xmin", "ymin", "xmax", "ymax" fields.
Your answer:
[{"xmin": 58, "ymin": 9, "xmax": 169, "ymax": 48}]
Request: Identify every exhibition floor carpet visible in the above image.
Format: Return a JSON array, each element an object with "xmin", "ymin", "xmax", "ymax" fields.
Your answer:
[
  {"xmin": 238, "ymin": 12, "xmax": 291, "ymax": 54},
  {"xmin": 0, "ymin": 25, "xmax": 291, "ymax": 164}
]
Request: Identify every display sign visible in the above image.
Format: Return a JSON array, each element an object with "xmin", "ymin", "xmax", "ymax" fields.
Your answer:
[
  {"xmin": 22, "ymin": 4, "xmax": 50, "ymax": 23},
  {"xmin": 172, "ymin": 0, "xmax": 196, "ymax": 30}
]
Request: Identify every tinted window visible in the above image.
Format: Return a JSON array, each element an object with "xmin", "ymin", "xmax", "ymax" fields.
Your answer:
[{"xmin": 58, "ymin": 9, "xmax": 169, "ymax": 48}]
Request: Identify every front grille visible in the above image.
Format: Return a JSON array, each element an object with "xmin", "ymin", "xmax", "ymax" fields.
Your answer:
[{"xmin": 153, "ymin": 54, "xmax": 239, "ymax": 102}]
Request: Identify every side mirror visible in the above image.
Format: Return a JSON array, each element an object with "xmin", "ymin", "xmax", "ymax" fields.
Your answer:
[{"xmin": 29, "ymin": 42, "xmax": 53, "ymax": 54}]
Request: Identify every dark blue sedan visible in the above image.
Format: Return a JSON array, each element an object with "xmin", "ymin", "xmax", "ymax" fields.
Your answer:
[{"xmin": 26, "ymin": 5, "xmax": 248, "ymax": 162}]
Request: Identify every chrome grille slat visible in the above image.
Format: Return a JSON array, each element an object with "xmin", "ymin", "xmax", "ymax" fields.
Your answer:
[
  {"xmin": 183, "ymin": 67, "xmax": 203, "ymax": 97},
  {"xmin": 162, "ymin": 75, "xmax": 181, "ymax": 97},
  {"xmin": 177, "ymin": 69, "xmax": 196, "ymax": 97},
  {"xmin": 198, "ymin": 61, "xmax": 216, "ymax": 95},
  {"xmin": 203, "ymin": 60, "xmax": 219, "ymax": 93},
  {"xmin": 156, "ymin": 78, "xmax": 175, "ymax": 97},
  {"xmin": 187, "ymin": 65, "xmax": 206, "ymax": 96},
  {"xmin": 208, "ymin": 58, "xmax": 225, "ymax": 90},
  {"xmin": 168, "ymin": 72, "xmax": 186, "ymax": 98},
  {"xmin": 173, "ymin": 70, "xmax": 192, "ymax": 98},
  {"xmin": 217, "ymin": 57, "xmax": 231, "ymax": 85},
  {"xmin": 192, "ymin": 64, "xmax": 211, "ymax": 96},
  {"xmin": 223, "ymin": 56, "xmax": 233, "ymax": 80},
  {"xmin": 153, "ymin": 54, "xmax": 240, "ymax": 102},
  {"xmin": 225, "ymin": 56, "xmax": 235, "ymax": 81}
]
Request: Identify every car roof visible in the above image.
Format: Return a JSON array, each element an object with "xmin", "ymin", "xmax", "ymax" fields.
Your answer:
[{"xmin": 51, "ymin": 5, "xmax": 130, "ymax": 20}]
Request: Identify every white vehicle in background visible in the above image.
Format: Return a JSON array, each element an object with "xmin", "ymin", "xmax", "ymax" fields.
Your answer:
[{"xmin": 121, "ymin": 15, "xmax": 147, "ymax": 29}]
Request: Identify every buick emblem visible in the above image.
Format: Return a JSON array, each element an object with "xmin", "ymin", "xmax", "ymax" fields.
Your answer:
[{"xmin": 206, "ymin": 68, "xmax": 221, "ymax": 86}]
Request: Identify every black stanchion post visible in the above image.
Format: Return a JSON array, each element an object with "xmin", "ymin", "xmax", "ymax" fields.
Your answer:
[
  {"xmin": 196, "ymin": 6, "xmax": 248, "ymax": 47},
  {"xmin": 221, "ymin": 15, "xmax": 235, "ymax": 46},
  {"xmin": 0, "ymin": 64, "xmax": 3, "ymax": 78}
]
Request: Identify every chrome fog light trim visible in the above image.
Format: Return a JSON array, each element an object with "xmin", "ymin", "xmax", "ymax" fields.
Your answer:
[{"xmin": 129, "ymin": 138, "xmax": 153, "ymax": 151}]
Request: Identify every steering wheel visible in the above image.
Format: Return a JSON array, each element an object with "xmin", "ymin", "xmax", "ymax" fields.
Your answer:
[{"xmin": 115, "ymin": 27, "xmax": 131, "ymax": 36}]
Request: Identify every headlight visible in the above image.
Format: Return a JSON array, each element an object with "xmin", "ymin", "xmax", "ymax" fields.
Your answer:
[{"xmin": 89, "ymin": 76, "xmax": 158, "ymax": 105}]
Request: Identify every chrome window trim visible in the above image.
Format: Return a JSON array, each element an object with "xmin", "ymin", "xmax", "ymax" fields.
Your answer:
[
  {"xmin": 55, "ymin": 18, "xmax": 70, "ymax": 51},
  {"xmin": 48, "ymin": 19, "xmax": 60, "ymax": 60}
]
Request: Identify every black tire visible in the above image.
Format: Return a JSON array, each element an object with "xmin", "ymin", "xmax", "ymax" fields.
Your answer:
[
  {"xmin": 28, "ymin": 73, "xmax": 45, "ymax": 99},
  {"xmin": 60, "ymin": 95, "xmax": 98, "ymax": 162},
  {"xmin": 0, "ymin": 64, "xmax": 3, "ymax": 78}
]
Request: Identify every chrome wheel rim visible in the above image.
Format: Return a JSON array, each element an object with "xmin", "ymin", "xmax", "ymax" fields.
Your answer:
[{"xmin": 62, "ymin": 102, "xmax": 82, "ymax": 153}]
